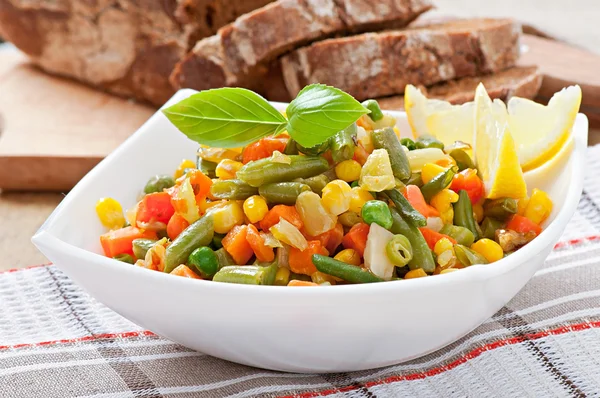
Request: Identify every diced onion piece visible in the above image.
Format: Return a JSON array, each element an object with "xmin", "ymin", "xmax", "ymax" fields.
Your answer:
[
  {"xmin": 171, "ymin": 178, "xmax": 200, "ymax": 224},
  {"xmin": 261, "ymin": 232, "xmax": 283, "ymax": 248},
  {"xmin": 271, "ymin": 150, "xmax": 291, "ymax": 164},
  {"xmin": 364, "ymin": 223, "xmax": 395, "ymax": 281},
  {"xmin": 360, "ymin": 149, "xmax": 396, "ymax": 192},
  {"xmin": 270, "ymin": 218, "xmax": 308, "ymax": 251},
  {"xmin": 426, "ymin": 217, "xmax": 444, "ymax": 232},
  {"xmin": 296, "ymin": 191, "xmax": 337, "ymax": 236}
]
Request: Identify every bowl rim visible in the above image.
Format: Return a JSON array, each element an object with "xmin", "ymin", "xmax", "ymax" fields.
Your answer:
[{"xmin": 32, "ymin": 89, "xmax": 589, "ymax": 296}]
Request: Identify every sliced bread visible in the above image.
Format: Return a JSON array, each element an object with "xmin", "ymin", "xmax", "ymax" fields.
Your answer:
[
  {"xmin": 0, "ymin": 0, "xmax": 275, "ymax": 105},
  {"xmin": 170, "ymin": 0, "xmax": 433, "ymax": 91},
  {"xmin": 377, "ymin": 66, "xmax": 542, "ymax": 110},
  {"xmin": 281, "ymin": 18, "xmax": 522, "ymax": 101}
]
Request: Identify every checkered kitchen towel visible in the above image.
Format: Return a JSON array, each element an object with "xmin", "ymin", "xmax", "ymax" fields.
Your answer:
[{"xmin": 2, "ymin": 147, "xmax": 600, "ymax": 398}]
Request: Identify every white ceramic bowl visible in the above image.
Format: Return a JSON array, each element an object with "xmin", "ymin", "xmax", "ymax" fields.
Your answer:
[{"xmin": 32, "ymin": 89, "xmax": 588, "ymax": 373}]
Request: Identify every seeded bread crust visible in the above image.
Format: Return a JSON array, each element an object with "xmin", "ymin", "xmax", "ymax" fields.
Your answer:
[
  {"xmin": 170, "ymin": 0, "xmax": 433, "ymax": 92},
  {"xmin": 377, "ymin": 66, "xmax": 542, "ymax": 110},
  {"xmin": 281, "ymin": 18, "xmax": 522, "ymax": 101},
  {"xmin": 0, "ymin": 0, "xmax": 274, "ymax": 105}
]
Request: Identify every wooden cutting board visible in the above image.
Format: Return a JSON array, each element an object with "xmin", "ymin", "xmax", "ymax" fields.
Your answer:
[{"xmin": 0, "ymin": 34, "xmax": 599, "ymax": 192}]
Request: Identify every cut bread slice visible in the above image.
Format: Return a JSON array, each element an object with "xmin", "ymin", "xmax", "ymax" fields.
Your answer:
[
  {"xmin": 281, "ymin": 18, "xmax": 521, "ymax": 101},
  {"xmin": 170, "ymin": 0, "xmax": 433, "ymax": 92},
  {"xmin": 377, "ymin": 66, "xmax": 542, "ymax": 110}
]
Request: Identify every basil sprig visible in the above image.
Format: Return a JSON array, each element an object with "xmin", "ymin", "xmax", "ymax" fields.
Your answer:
[{"xmin": 162, "ymin": 84, "xmax": 369, "ymax": 148}]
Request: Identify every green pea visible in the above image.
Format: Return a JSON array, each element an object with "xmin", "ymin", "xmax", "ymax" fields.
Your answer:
[
  {"xmin": 361, "ymin": 200, "xmax": 393, "ymax": 230},
  {"xmin": 188, "ymin": 247, "xmax": 219, "ymax": 278},
  {"xmin": 144, "ymin": 175, "xmax": 175, "ymax": 194}
]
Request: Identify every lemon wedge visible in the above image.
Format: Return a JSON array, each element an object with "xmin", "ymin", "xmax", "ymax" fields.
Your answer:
[
  {"xmin": 404, "ymin": 84, "xmax": 474, "ymax": 145},
  {"xmin": 508, "ymin": 86, "xmax": 581, "ymax": 172},
  {"xmin": 474, "ymin": 84, "xmax": 527, "ymax": 200}
]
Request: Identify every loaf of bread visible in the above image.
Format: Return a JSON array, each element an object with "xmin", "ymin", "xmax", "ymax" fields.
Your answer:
[
  {"xmin": 170, "ymin": 0, "xmax": 433, "ymax": 92},
  {"xmin": 0, "ymin": 0, "xmax": 274, "ymax": 105},
  {"xmin": 281, "ymin": 18, "xmax": 521, "ymax": 101},
  {"xmin": 377, "ymin": 66, "xmax": 542, "ymax": 109}
]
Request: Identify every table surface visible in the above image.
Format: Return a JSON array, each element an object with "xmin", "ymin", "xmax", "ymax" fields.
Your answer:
[{"xmin": 1, "ymin": 2, "xmax": 599, "ymax": 270}]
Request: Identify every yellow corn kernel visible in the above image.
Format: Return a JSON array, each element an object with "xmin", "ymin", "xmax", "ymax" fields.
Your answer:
[
  {"xmin": 243, "ymin": 195, "xmax": 269, "ymax": 224},
  {"xmin": 440, "ymin": 268, "xmax": 459, "ymax": 274},
  {"xmin": 322, "ymin": 180, "xmax": 352, "ymax": 216},
  {"xmin": 207, "ymin": 201, "xmax": 244, "ymax": 234},
  {"xmin": 421, "ymin": 163, "xmax": 447, "ymax": 184},
  {"xmin": 405, "ymin": 268, "xmax": 428, "ymax": 279},
  {"xmin": 311, "ymin": 271, "xmax": 336, "ymax": 285},
  {"xmin": 435, "ymin": 156, "xmax": 456, "ymax": 168},
  {"xmin": 215, "ymin": 159, "xmax": 243, "ymax": 180},
  {"xmin": 274, "ymin": 267, "xmax": 291, "ymax": 286},
  {"xmin": 348, "ymin": 187, "xmax": 375, "ymax": 214},
  {"xmin": 473, "ymin": 203, "xmax": 484, "ymax": 223},
  {"xmin": 430, "ymin": 189, "xmax": 459, "ymax": 224},
  {"xmin": 517, "ymin": 196, "xmax": 530, "ymax": 216},
  {"xmin": 334, "ymin": 248, "xmax": 362, "ymax": 266},
  {"xmin": 434, "ymin": 238, "xmax": 454, "ymax": 256},
  {"xmin": 96, "ymin": 198, "xmax": 126, "ymax": 230},
  {"xmin": 335, "ymin": 159, "xmax": 362, "ymax": 182},
  {"xmin": 524, "ymin": 189, "xmax": 553, "ymax": 225},
  {"xmin": 174, "ymin": 159, "xmax": 196, "ymax": 179},
  {"xmin": 471, "ymin": 238, "xmax": 504, "ymax": 263}
]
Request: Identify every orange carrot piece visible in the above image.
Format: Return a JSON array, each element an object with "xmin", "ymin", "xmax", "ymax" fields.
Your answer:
[
  {"xmin": 403, "ymin": 185, "xmax": 440, "ymax": 217},
  {"xmin": 136, "ymin": 192, "xmax": 175, "ymax": 224},
  {"xmin": 170, "ymin": 264, "xmax": 201, "ymax": 279},
  {"xmin": 246, "ymin": 224, "xmax": 275, "ymax": 262},
  {"xmin": 166, "ymin": 214, "xmax": 189, "ymax": 241},
  {"xmin": 323, "ymin": 223, "xmax": 344, "ymax": 254},
  {"xmin": 259, "ymin": 205, "xmax": 304, "ymax": 231},
  {"xmin": 187, "ymin": 169, "xmax": 213, "ymax": 199},
  {"xmin": 289, "ymin": 240, "xmax": 329, "ymax": 276},
  {"xmin": 506, "ymin": 214, "xmax": 542, "ymax": 236},
  {"xmin": 418, "ymin": 228, "xmax": 457, "ymax": 251},
  {"xmin": 288, "ymin": 280, "xmax": 319, "ymax": 287},
  {"xmin": 222, "ymin": 225, "xmax": 254, "ymax": 265},
  {"xmin": 100, "ymin": 226, "xmax": 157, "ymax": 258},
  {"xmin": 242, "ymin": 137, "xmax": 288, "ymax": 164},
  {"xmin": 352, "ymin": 144, "xmax": 369, "ymax": 165},
  {"xmin": 342, "ymin": 223, "xmax": 370, "ymax": 257}
]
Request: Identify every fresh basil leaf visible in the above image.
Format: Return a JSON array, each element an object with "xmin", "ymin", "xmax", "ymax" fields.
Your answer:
[
  {"xmin": 162, "ymin": 88, "xmax": 287, "ymax": 148},
  {"xmin": 285, "ymin": 84, "xmax": 369, "ymax": 148}
]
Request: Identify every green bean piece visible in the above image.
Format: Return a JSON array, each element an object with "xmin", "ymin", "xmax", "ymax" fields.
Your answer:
[
  {"xmin": 415, "ymin": 135, "xmax": 445, "ymax": 150},
  {"xmin": 236, "ymin": 155, "xmax": 329, "ymax": 187},
  {"xmin": 214, "ymin": 248, "xmax": 236, "ymax": 267},
  {"xmin": 113, "ymin": 253, "xmax": 135, "ymax": 264},
  {"xmin": 294, "ymin": 174, "xmax": 330, "ymax": 195},
  {"xmin": 382, "ymin": 189, "xmax": 427, "ymax": 227},
  {"xmin": 481, "ymin": 217, "xmax": 505, "ymax": 240},
  {"xmin": 289, "ymin": 272, "xmax": 312, "ymax": 282},
  {"xmin": 339, "ymin": 211, "xmax": 363, "ymax": 227},
  {"xmin": 132, "ymin": 239, "xmax": 157, "ymax": 260},
  {"xmin": 212, "ymin": 233, "xmax": 225, "ymax": 249},
  {"xmin": 330, "ymin": 123, "xmax": 357, "ymax": 163},
  {"xmin": 453, "ymin": 190, "xmax": 480, "ymax": 241},
  {"xmin": 164, "ymin": 215, "xmax": 214, "ymax": 273},
  {"xmin": 188, "ymin": 246, "xmax": 219, "ymax": 278},
  {"xmin": 372, "ymin": 127, "xmax": 411, "ymax": 182},
  {"xmin": 362, "ymin": 99, "xmax": 384, "ymax": 122},
  {"xmin": 439, "ymin": 225, "xmax": 475, "ymax": 247},
  {"xmin": 454, "ymin": 245, "xmax": 489, "ymax": 267},
  {"xmin": 283, "ymin": 139, "xmax": 299, "ymax": 155},
  {"xmin": 385, "ymin": 234, "xmax": 413, "ymax": 266},
  {"xmin": 421, "ymin": 168, "xmax": 456, "ymax": 202},
  {"xmin": 197, "ymin": 158, "xmax": 218, "ymax": 178},
  {"xmin": 144, "ymin": 175, "xmax": 175, "ymax": 194},
  {"xmin": 449, "ymin": 149, "xmax": 475, "ymax": 171},
  {"xmin": 259, "ymin": 182, "xmax": 311, "ymax": 205},
  {"xmin": 210, "ymin": 179, "xmax": 258, "ymax": 200},
  {"xmin": 212, "ymin": 262, "xmax": 278, "ymax": 285},
  {"xmin": 361, "ymin": 200, "xmax": 393, "ymax": 229},
  {"xmin": 400, "ymin": 138, "xmax": 417, "ymax": 151},
  {"xmin": 406, "ymin": 172, "xmax": 423, "ymax": 187},
  {"xmin": 312, "ymin": 255, "xmax": 383, "ymax": 283},
  {"xmin": 297, "ymin": 140, "xmax": 330, "ymax": 156},
  {"xmin": 483, "ymin": 198, "xmax": 518, "ymax": 221},
  {"xmin": 390, "ymin": 209, "xmax": 435, "ymax": 273}
]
